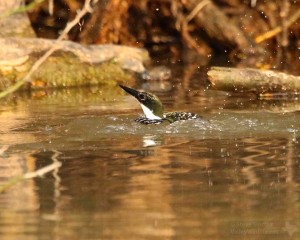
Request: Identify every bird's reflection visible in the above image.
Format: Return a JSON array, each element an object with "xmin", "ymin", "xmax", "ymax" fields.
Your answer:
[{"xmin": 142, "ymin": 134, "xmax": 163, "ymax": 147}]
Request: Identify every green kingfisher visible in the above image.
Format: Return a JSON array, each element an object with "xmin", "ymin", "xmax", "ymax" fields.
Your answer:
[{"xmin": 119, "ymin": 85, "xmax": 200, "ymax": 124}]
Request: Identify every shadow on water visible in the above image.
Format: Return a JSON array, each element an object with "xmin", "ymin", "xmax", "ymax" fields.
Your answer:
[{"xmin": 0, "ymin": 81, "xmax": 300, "ymax": 239}]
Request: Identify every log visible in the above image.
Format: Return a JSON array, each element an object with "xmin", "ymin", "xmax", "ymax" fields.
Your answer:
[{"xmin": 207, "ymin": 66, "xmax": 300, "ymax": 93}]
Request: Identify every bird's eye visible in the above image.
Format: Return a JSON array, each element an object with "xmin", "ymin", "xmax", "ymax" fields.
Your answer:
[{"xmin": 138, "ymin": 93, "xmax": 146, "ymax": 101}]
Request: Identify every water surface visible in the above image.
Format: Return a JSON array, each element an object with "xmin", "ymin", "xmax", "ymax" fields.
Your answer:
[{"xmin": 0, "ymin": 81, "xmax": 299, "ymax": 239}]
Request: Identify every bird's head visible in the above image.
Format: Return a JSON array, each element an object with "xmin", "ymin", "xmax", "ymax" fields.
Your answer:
[{"xmin": 119, "ymin": 85, "xmax": 164, "ymax": 120}]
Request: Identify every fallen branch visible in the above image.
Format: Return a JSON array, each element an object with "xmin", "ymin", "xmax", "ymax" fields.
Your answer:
[{"xmin": 208, "ymin": 66, "xmax": 300, "ymax": 93}]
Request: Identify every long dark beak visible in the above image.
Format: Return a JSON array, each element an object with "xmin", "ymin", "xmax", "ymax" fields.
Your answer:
[{"xmin": 119, "ymin": 85, "xmax": 140, "ymax": 98}]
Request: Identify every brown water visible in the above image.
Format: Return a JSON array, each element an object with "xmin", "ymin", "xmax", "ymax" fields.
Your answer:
[{"xmin": 0, "ymin": 76, "xmax": 300, "ymax": 239}]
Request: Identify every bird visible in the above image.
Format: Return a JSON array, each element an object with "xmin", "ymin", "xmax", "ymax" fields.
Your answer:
[{"xmin": 119, "ymin": 85, "xmax": 201, "ymax": 124}]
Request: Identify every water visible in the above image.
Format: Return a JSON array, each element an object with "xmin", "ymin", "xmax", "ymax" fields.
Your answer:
[{"xmin": 0, "ymin": 83, "xmax": 300, "ymax": 239}]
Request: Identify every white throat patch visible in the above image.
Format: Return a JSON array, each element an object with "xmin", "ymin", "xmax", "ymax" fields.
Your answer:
[{"xmin": 140, "ymin": 104, "xmax": 162, "ymax": 120}]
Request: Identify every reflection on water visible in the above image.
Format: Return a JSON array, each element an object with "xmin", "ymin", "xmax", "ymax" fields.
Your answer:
[{"xmin": 0, "ymin": 87, "xmax": 300, "ymax": 239}]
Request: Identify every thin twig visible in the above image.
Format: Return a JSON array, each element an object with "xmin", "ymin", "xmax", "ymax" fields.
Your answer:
[
  {"xmin": 0, "ymin": 0, "xmax": 98, "ymax": 99},
  {"xmin": 186, "ymin": 0, "xmax": 211, "ymax": 23}
]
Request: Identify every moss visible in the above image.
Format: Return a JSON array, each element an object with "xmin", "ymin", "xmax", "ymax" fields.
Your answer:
[{"xmin": 30, "ymin": 53, "xmax": 135, "ymax": 89}]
